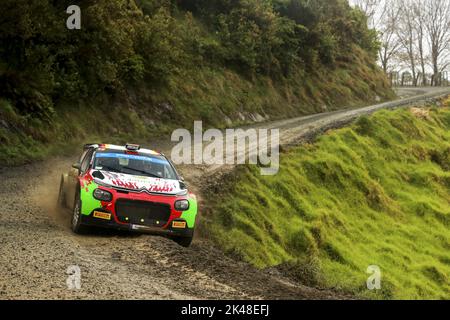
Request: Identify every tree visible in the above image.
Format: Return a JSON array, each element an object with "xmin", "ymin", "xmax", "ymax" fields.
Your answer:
[
  {"xmin": 423, "ymin": 0, "xmax": 450, "ymax": 86},
  {"xmin": 352, "ymin": 0, "xmax": 401, "ymax": 74},
  {"xmin": 352, "ymin": 0, "xmax": 379, "ymax": 27},
  {"xmin": 411, "ymin": 0, "xmax": 428, "ymax": 85},
  {"xmin": 396, "ymin": 0, "xmax": 419, "ymax": 86},
  {"xmin": 377, "ymin": 0, "xmax": 401, "ymax": 74}
]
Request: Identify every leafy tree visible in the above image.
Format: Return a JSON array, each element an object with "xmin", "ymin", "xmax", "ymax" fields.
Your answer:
[{"xmin": 0, "ymin": 0, "xmax": 383, "ymax": 120}]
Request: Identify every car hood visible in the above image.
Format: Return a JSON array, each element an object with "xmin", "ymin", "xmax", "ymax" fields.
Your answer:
[{"xmin": 91, "ymin": 170, "xmax": 183, "ymax": 195}]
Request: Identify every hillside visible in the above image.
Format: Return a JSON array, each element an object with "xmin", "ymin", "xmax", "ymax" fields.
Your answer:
[
  {"xmin": 0, "ymin": 0, "xmax": 393, "ymax": 165},
  {"xmin": 202, "ymin": 98, "xmax": 450, "ymax": 299}
]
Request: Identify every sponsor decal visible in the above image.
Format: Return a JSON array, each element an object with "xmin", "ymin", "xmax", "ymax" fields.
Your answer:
[
  {"xmin": 172, "ymin": 221, "xmax": 187, "ymax": 229},
  {"xmin": 93, "ymin": 211, "xmax": 111, "ymax": 220},
  {"xmin": 99, "ymin": 171, "xmax": 178, "ymax": 193}
]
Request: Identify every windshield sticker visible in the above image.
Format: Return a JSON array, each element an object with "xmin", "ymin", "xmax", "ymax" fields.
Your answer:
[{"xmin": 96, "ymin": 153, "xmax": 167, "ymax": 164}]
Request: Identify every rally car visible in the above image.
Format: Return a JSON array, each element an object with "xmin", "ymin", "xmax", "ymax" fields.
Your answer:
[{"xmin": 57, "ymin": 143, "xmax": 198, "ymax": 247}]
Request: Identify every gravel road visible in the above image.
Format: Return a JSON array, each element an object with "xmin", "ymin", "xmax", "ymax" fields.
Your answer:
[{"xmin": 1, "ymin": 87, "xmax": 449, "ymax": 300}]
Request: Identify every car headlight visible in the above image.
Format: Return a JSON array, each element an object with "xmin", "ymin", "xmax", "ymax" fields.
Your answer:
[
  {"xmin": 174, "ymin": 199, "xmax": 189, "ymax": 211},
  {"xmin": 93, "ymin": 188, "xmax": 113, "ymax": 202}
]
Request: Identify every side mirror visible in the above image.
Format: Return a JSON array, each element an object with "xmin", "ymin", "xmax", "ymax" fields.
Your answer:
[
  {"xmin": 179, "ymin": 179, "xmax": 187, "ymax": 190},
  {"xmin": 72, "ymin": 163, "xmax": 81, "ymax": 170},
  {"xmin": 179, "ymin": 175, "xmax": 185, "ymax": 182}
]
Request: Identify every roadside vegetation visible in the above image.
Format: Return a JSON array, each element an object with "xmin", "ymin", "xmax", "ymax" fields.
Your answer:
[
  {"xmin": 0, "ymin": 0, "xmax": 393, "ymax": 166},
  {"xmin": 203, "ymin": 98, "xmax": 450, "ymax": 299}
]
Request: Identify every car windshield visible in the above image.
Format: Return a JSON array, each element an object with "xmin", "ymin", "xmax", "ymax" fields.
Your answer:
[{"xmin": 93, "ymin": 151, "xmax": 177, "ymax": 180}]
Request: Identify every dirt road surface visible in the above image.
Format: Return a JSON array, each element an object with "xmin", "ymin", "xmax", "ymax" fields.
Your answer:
[{"xmin": 1, "ymin": 87, "xmax": 449, "ymax": 300}]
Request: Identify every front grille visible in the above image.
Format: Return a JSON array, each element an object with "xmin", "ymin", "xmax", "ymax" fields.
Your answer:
[{"xmin": 115, "ymin": 199, "xmax": 171, "ymax": 227}]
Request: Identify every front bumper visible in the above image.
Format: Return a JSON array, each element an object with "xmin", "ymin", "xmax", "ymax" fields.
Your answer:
[
  {"xmin": 78, "ymin": 178, "xmax": 198, "ymax": 237},
  {"xmin": 80, "ymin": 213, "xmax": 194, "ymax": 237}
]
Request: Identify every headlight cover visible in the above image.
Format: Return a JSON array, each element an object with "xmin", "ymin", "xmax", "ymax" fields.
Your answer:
[
  {"xmin": 174, "ymin": 199, "xmax": 190, "ymax": 211},
  {"xmin": 93, "ymin": 188, "xmax": 113, "ymax": 202}
]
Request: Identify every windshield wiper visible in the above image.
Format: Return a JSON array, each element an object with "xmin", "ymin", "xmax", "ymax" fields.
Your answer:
[
  {"xmin": 98, "ymin": 165, "xmax": 122, "ymax": 174},
  {"xmin": 121, "ymin": 167, "xmax": 162, "ymax": 179}
]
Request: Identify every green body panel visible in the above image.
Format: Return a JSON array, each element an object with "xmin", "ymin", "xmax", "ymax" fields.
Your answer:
[
  {"xmin": 181, "ymin": 196, "xmax": 198, "ymax": 228},
  {"xmin": 80, "ymin": 181, "xmax": 102, "ymax": 216}
]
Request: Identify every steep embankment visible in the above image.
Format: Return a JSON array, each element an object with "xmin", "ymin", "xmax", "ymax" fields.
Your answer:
[
  {"xmin": 0, "ymin": 0, "xmax": 393, "ymax": 166},
  {"xmin": 203, "ymin": 98, "xmax": 450, "ymax": 299},
  {"xmin": 0, "ymin": 53, "xmax": 392, "ymax": 165}
]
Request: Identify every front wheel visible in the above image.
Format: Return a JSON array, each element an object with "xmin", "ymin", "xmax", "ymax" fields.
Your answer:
[
  {"xmin": 71, "ymin": 193, "xmax": 88, "ymax": 234},
  {"xmin": 172, "ymin": 234, "xmax": 194, "ymax": 247}
]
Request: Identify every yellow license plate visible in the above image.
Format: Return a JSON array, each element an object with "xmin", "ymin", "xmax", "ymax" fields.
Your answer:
[
  {"xmin": 93, "ymin": 211, "xmax": 111, "ymax": 220},
  {"xmin": 172, "ymin": 221, "xmax": 186, "ymax": 229}
]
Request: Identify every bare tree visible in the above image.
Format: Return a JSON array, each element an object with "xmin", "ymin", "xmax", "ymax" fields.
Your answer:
[
  {"xmin": 353, "ymin": 0, "xmax": 379, "ymax": 21},
  {"xmin": 353, "ymin": 0, "xmax": 450, "ymax": 87},
  {"xmin": 352, "ymin": 0, "xmax": 386, "ymax": 29},
  {"xmin": 352, "ymin": 0, "xmax": 401, "ymax": 74},
  {"xmin": 412, "ymin": 1, "xmax": 428, "ymax": 85},
  {"xmin": 424, "ymin": 0, "xmax": 450, "ymax": 86},
  {"xmin": 396, "ymin": 0, "xmax": 420, "ymax": 86},
  {"xmin": 378, "ymin": 0, "xmax": 402, "ymax": 74}
]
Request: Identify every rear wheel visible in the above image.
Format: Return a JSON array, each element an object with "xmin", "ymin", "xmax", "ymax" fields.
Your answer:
[{"xmin": 72, "ymin": 192, "xmax": 88, "ymax": 234}]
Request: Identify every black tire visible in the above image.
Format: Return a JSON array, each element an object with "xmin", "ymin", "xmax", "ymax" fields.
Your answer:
[
  {"xmin": 172, "ymin": 234, "xmax": 194, "ymax": 248},
  {"xmin": 71, "ymin": 192, "xmax": 88, "ymax": 234},
  {"xmin": 57, "ymin": 175, "xmax": 66, "ymax": 209}
]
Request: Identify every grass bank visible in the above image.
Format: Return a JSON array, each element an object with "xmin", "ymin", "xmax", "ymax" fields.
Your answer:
[{"xmin": 203, "ymin": 98, "xmax": 450, "ymax": 299}]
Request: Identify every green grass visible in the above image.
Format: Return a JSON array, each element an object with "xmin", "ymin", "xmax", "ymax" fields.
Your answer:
[{"xmin": 203, "ymin": 100, "xmax": 450, "ymax": 299}]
